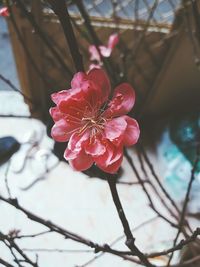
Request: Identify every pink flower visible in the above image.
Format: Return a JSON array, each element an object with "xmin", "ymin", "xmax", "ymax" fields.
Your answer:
[
  {"xmin": 89, "ymin": 33, "xmax": 119, "ymax": 62},
  {"xmin": 50, "ymin": 69, "xmax": 140, "ymax": 174},
  {"xmin": 0, "ymin": 7, "xmax": 9, "ymax": 17},
  {"xmin": 88, "ymin": 63, "xmax": 101, "ymax": 71}
]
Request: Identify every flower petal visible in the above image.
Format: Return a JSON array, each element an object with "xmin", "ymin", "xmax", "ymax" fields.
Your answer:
[
  {"xmin": 49, "ymin": 107, "xmax": 64, "ymax": 122},
  {"xmin": 104, "ymin": 117, "xmax": 127, "ymax": 145},
  {"xmin": 107, "ymin": 33, "xmax": 119, "ymax": 49},
  {"xmin": 105, "ymin": 83, "xmax": 135, "ymax": 118},
  {"xmin": 95, "ymin": 141, "xmax": 123, "ymax": 171},
  {"xmin": 85, "ymin": 138, "xmax": 106, "ymax": 156},
  {"xmin": 89, "ymin": 63, "xmax": 101, "ymax": 71},
  {"xmin": 89, "ymin": 45, "xmax": 101, "ymax": 61},
  {"xmin": 52, "ymin": 79, "xmax": 89, "ymax": 107},
  {"xmin": 71, "ymin": 72, "xmax": 87, "ymax": 89},
  {"xmin": 87, "ymin": 68, "xmax": 111, "ymax": 103},
  {"xmin": 122, "ymin": 116, "xmax": 140, "ymax": 146},
  {"xmin": 69, "ymin": 150, "xmax": 93, "ymax": 171},
  {"xmin": 51, "ymin": 90, "xmax": 69, "ymax": 105},
  {"xmin": 64, "ymin": 148, "xmax": 78, "ymax": 160},
  {"xmin": 99, "ymin": 46, "xmax": 112, "ymax": 57},
  {"xmin": 97, "ymin": 154, "xmax": 123, "ymax": 174},
  {"xmin": 56, "ymin": 70, "xmax": 110, "ymax": 117},
  {"xmin": 68, "ymin": 131, "xmax": 90, "ymax": 152},
  {"xmin": 51, "ymin": 119, "xmax": 79, "ymax": 142},
  {"xmin": 0, "ymin": 7, "xmax": 9, "ymax": 17},
  {"xmin": 58, "ymin": 97, "xmax": 86, "ymax": 118}
]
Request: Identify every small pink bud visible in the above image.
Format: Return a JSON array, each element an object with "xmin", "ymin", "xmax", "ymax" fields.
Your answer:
[{"xmin": 0, "ymin": 7, "xmax": 9, "ymax": 17}]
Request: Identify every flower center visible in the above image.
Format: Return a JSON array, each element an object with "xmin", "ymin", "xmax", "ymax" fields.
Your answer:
[
  {"xmin": 79, "ymin": 115, "xmax": 106, "ymax": 138},
  {"xmin": 82, "ymin": 117, "xmax": 98, "ymax": 125}
]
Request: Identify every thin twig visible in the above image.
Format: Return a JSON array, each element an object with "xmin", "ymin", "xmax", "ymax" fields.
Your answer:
[
  {"xmin": 136, "ymin": 147, "xmax": 181, "ymax": 222},
  {"xmin": 0, "ymin": 195, "xmax": 141, "ymax": 263},
  {"xmin": 117, "ymin": 179, "xmax": 149, "ymax": 185},
  {"xmin": 7, "ymin": 2, "xmax": 50, "ymax": 89},
  {"xmin": 47, "ymin": 0, "xmax": 84, "ymax": 72},
  {"xmin": 0, "ymin": 232, "xmax": 38, "ymax": 267},
  {"xmin": 22, "ymin": 248, "xmax": 93, "ymax": 253},
  {"xmin": 4, "ymin": 161, "xmax": 12, "ymax": 198},
  {"xmin": 107, "ymin": 177, "xmax": 154, "ymax": 267},
  {"xmin": 139, "ymin": 144, "xmax": 193, "ymax": 236},
  {"xmin": 15, "ymin": 230, "xmax": 51, "ymax": 240},
  {"xmin": 124, "ymin": 149, "xmax": 178, "ymax": 228},
  {"xmin": 0, "ymin": 114, "xmax": 31, "ymax": 118},
  {"xmin": 74, "ymin": 0, "xmax": 117, "ymax": 81},
  {"xmin": 80, "ymin": 216, "xmax": 158, "ymax": 267},
  {"xmin": 170, "ymin": 254, "xmax": 200, "ymax": 267},
  {"xmin": 0, "ymin": 257, "xmax": 15, "ymax": 267},
  {"xmin": 0, "ymin": 74, "xmax": 34, "ymax": 105},
  {"xmin": 139, "ymin": 144, "xmax": 180, "ymax": 215},
  {"xmin": 15, "ymin": 0, "xmax": 73, "ymax": 76},
  {"xmin": 167, "ymin": 146, "xmax": 200, "ymax": 265},
  {"xmin": 146, "ymin": 227, "xmax": 200, "ymax": 258}
]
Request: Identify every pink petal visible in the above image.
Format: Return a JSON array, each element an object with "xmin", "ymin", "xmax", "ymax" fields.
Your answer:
[
  {"xmin": 95, "ymin": 141, "xmax": 123, "ymax": 172},
  {"xmin": 109, "ymin": 145, "xmax": 123, "ymax": 165},
  {"xmin": 56, "ymin": 70, "xmax": 111, "ymax": 117},
  {"xmin": 85, "ymin": 138, "xmax": 106, "ymax": 156},
  {"xmin": 49, "ymin": 107, "xmax": 64, "ymax": 122},
  {"xmin": 105, "ymin": 83, "xmax": 135, "ymax": 118},
  {"xmin": 0, "ymin": 7, "xmax": 9, "ymax": 17},
  {"xmin": 104, "ymin": 117, "xmax": 127, "ymax": 145},
  {"xmin": 89, "ymin": 45, "xmax": 101, "ymax": 61},
  {"xmin": 64, "ymin": 136, "xmax": 94, "ymax": 171},
  {"xmin": 88, "ymin": 63, "xmax": 101, "ymax": 71},
  {"xmin": 51, "ymin": 90, "xmax": 69, "ymax": 105},
  {"xmin": 68, "ymin": 131, "xmax": 90, "ymax": 152},
  {"xmin": 122, "ymin": 116, "xmax": 140, "ymax": 146},
  {"xmin": 69, "ymin": 150, "xmax": 93, "ymax": 171},
  {"xmin": 87, "ymin": 68, "xmax": 111, "ymax": 103},
  {"xmin": 99, "ymin": 46, "xmax": 112, "ymax": 57},
  {"xmin": 64, "ymin": 148, "xmax": 78, "ymax": 160},
  {"xmin": 58, "ymin": 97, "xmax": 86, "ymax": 118},
  {"xmin": 52, "ymin": 84, "xmax": 87, "ymax": 107},
  {"xmin": 97, "ymin": 154, "xmax": 123, "ymax": 174},
  {"xmin": 59, "ymin": 80, "xmax": 104, "ymax": 115},
  {"xmin": 107, "ymin": 33, "xmax": 119, "ymax": 49},
  {"xmin": 51, "ymin": 119, "xmax": 79, "ymax": 142},
  {"xmin": 95, "ymin": 142, "xmax": 113, "ymax": 167},
  {"xmin": 71, "ymin": 72, "xmax": 87, "ymax": 89}
]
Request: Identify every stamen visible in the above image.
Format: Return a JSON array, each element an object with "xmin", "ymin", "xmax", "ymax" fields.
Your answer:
[
  {"xmin": 66, "ymin": 114, "xmax": 82, "ymax": 124},
  {"xmin": 64, "ymin": 126, "xmax": 81, "ymax": 136},
  {"xmin": 78, "ymin": 121, "xmax": 90, "ymax": 134},
  {"xmin": 69, "ymin": 105, "xmax": 85, "ymax": 113}
]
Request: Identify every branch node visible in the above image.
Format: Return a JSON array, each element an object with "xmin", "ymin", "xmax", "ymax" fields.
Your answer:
[
  {"xmin": 103, "ymin": 244, "xmax": 110, "ymax": 250},
  {"xmin": 94, "ymin": 245, "xmax": 100, "ymax": 253},
  {"xmin": 10, "ymin": 198, "xmax": 18, "ymax": 205},
  {"xmin": 125, "ymin": 238, "xmax": 135, "ymax": 249}
]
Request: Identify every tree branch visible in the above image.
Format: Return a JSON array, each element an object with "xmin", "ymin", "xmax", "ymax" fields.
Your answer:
[
  {"xmin": 107, "ymin": 178, "xmax": 155, "ymax": 267},
  {"xmin": 47, "ymin": 0, "xmax": 84, "ymax": 72},
  {"xmin": 167, "ymin": 146, "xmax": 200, "ymax": 265},
  {"xmin": 15, "ymin": 0, "xmax": 73, "ymax": 76},
  {"xmin": 0, "ymin": 258, "xmax": 15, "ymax": 267}
]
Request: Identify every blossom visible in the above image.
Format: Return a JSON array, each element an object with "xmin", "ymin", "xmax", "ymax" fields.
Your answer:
[
  {"xmin": 50, "ymin": 69, "xmax": 140, "ymax": 174},
  {"xmin": 88, "ymin": 63, "xmax": 101, "ymax": 71},
  {"xmin": 89, "ymin": 33, "xmax": 119, "ymax": 62},
  {"xmin": 0, "ymin": 7, "xmax": 9, "ymax": 17}
]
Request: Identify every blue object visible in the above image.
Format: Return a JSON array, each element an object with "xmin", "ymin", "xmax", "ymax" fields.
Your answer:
[{"xmin": 0, "ymin": 136, "xmax": 20, "ymax": 164}]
